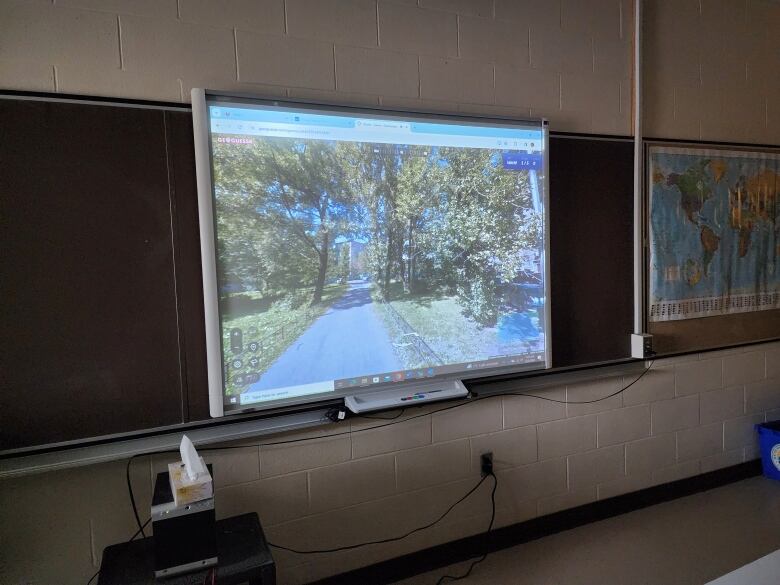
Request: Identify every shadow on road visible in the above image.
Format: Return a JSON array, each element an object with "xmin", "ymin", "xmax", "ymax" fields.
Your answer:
[
  {"xmin": 245, "ymin": 279, "xmax": 403, "ymax": 391},
  {"xmin": 331, "ymin": 282, "xmax": 373, "ymax": 310}
]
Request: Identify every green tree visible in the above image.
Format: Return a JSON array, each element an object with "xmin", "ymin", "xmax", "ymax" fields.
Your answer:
[
  {"xmin": 338, "ymin": 241, "xmax": 350, "ymax": 283},
  {"xmin": 342, "ymin": 145, "xmax": 401, "ymax": 296},
  {"xmin": 396, "ymin": 154, "xmax": 439, "ymax": 294},
  {"xmin": 432, "ymin": 149, "xmax": 541, "ymax": 325},
  {"xmin": 213, "ymin": 139, "xmax": 359, "ymax": 304}
]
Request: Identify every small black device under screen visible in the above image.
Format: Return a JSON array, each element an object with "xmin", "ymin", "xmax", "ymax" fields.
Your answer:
[{"xmin": 151, "ymin": 466, "xmax": 217, "ymax": 578}]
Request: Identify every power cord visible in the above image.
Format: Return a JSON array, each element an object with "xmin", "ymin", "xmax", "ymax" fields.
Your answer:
[
  {"xmin": 436, "ymin": 472, "xmax": 497, "ymax": 584},
  {"xmin": 359, "ymin": 408, "xmax": 407, "ymax": 420},
  {"xmin": 85, "ymin": 517, "xmax": 151, "ymax": 585},
  {"xmin": 267, "ymin": 472, "xmax": 494, "ymax": 554},
  {"xmin": 125, "ymin": 362, "xmax": 653, "ymax": 539},
  {"xmin": 126, "ymin": 459, "xmax": 146, "ymax": 538},
  {"xmin": 499, "ymin": 360, "xmax": 654, "ymax": 405}
]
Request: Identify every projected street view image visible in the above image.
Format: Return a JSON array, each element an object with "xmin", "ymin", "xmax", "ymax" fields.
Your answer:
[{"xmin": 210, "ymin": 113, "xmax": 546, "ymax": 405}]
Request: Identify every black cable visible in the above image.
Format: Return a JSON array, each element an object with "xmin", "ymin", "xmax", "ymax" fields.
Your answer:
[
  {"xmin": 126, "ymin": 446, "xmax": 193, "ymax": 535},
  {"xmin": 126, "ymin": 456, "xmax": 146, "ymax": 538},
  {"xmin": 500, "ymin": 360, "xmax": 655, "ymax": 405},
  {"xmin": 85, "ymin": 517, "xmax": 151, "ymax": 585},
  {"xmin": 359, "ymin": 408, "xmax": 406, "ymax": 420},
  {"xmin": 86, "ymin": 568, "xmax": 99, "ymax": 585},
  {"xmin": 209, "ymin": 360, "xmax": 653, "ymax": 449},
  {"xmin": 130, "ymin": 517, "xmax": 152, "ymax": 541},
  {"xmin": 268, "ymin": 472, "xmax": 493, "ymax": 554},
  {"xmin": 435, "ymin": 473, "xmax": 497, "ymax": 584},
  {"xmin": 125, "ymin": 362, "xmax": 654, "ymax": 536}
]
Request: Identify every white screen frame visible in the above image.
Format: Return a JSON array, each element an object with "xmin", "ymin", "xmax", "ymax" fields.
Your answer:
[{"xmin": 192, "ymin": 88, "xmax": 551, "ymax": 417}]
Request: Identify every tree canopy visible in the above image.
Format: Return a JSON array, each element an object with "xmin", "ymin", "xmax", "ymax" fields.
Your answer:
[{"xmin": 213, "ymin": 137, "xmax": 543, "ymax": 325}]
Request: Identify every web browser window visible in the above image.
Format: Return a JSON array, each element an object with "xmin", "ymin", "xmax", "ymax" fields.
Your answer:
[{"xmin": 198, "ymin": 96, "xmax": 549, "ymax": 413}]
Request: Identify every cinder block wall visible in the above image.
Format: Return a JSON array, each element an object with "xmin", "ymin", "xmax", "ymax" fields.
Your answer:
[
  {"xmin": 1, "ymin": 0, "xmax": 634, "ymax": 133},
  {"xmin": 2, "ymin": 346, "xmax": 780, "ymax": 584},
  {"xmin": 1, "ymin": 1, "xmax": 779, "ymax": 584},
  {"xmin": 643, "ymin": 0, "xmax": 780, "ymax": 144}
]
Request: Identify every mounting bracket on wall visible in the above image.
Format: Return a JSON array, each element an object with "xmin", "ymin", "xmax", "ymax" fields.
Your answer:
[{"xmin": 630, "ymin": 333, "xmax": 654, "ymax": 359}]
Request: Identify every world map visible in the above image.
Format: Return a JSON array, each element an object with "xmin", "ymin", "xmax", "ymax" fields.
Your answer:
[{"xmin": 649, "ymin": 146, "xmax": 780, "ymax": 321}]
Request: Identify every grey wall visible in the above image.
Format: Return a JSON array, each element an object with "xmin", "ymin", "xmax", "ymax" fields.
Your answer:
[{"xmin": 1, "ymin": 1, "xmax": 779, "ymax": 584}]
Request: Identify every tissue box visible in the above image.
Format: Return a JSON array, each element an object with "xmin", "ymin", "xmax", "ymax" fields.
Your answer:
[
  {"xmin": 152, "ymin": 468, "xmax": 217, "ymax": 578},
  {"xmin": 168, "ymin": 458, "xmax": 214, "ymax": 507}
]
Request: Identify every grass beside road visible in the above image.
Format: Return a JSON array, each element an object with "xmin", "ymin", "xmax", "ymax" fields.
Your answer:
[
  {"xmin": 369, "ymin": 284, "xmax": 428, "ymax": 370},
  {"xmin": 389, "ymin": 293, "xmax": 491, "ymax": 365},
  {"xmin": 382, "ymin": 282, "xmax": 528, "ymax": 365},
  {"xmin": 221, "ymin": 284, "xmax": 347, "ymax": 395}
]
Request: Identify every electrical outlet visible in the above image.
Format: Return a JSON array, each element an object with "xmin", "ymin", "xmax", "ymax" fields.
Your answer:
[{"xmin": 480, "ymin": 452, "xmax": 493, "ymax": 477}]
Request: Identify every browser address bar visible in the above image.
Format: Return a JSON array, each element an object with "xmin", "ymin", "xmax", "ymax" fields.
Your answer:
[{"xmin": 354, "ymin": 119, "xmax": 411, "ymax": 132}]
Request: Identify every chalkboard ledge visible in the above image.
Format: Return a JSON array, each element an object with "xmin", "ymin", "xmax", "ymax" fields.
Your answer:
[{"xmin": 0, "ymin": 360, "xmax": 648, "ymax": 478}]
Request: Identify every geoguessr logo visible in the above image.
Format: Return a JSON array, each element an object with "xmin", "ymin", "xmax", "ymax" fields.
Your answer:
[{"xmin": 217, "ymin": 136, "xmax": 254, "ymax": 145}]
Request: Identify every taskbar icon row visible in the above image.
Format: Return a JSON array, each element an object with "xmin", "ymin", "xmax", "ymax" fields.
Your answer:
[
  {"xmin": 333, "ymin": 354, "xmax": 544, "ymax": 390},
  {"xmin": 334, "ymin": 368, "xmax": 438, "ymax": 390}
]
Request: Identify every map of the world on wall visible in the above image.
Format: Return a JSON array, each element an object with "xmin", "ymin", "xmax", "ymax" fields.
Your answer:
[{"xmin": 649, "ymin": 145, "xmax": 779, "ymax": 322}]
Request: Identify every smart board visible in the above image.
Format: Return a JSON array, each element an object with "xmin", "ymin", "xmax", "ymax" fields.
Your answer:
[{"xmin": 192, "ymin": 89, "xmax": 550, "ymax": 416}]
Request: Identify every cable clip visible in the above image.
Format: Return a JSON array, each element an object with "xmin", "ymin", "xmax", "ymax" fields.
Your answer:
[{"xmin": 325, "ymin": 408, "xmax": 347, "ymax": 422}]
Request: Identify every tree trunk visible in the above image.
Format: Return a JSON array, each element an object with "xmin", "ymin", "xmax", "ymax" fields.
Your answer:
[
  {"xmin": 383, "ymin": 230, "xmax": 393, "ymax": 297},
  {"xmin": 312, "ymin": 230, "xmax": 329, "ymax": 305},
  {"xmin": 399, "ymin": 232, "xmax": 408, "ymax": 294},
  {"xmin": 407, "ymin": 218, "xmax": 415, "ymax": 294}
]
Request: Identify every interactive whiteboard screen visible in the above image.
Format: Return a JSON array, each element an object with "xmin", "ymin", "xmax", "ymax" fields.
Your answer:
[{"xmin": 192, "ymin": 90, "xmax": 549, "ymax": 415}]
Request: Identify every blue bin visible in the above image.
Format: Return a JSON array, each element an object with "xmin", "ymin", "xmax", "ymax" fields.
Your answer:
[{"xmin": 756, "ymin": 420, "xmax": 780, "ymax": 481}]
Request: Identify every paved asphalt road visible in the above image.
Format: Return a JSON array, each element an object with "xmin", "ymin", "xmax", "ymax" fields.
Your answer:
[{"xmin": 246, "ymin": 282, "xmax": 402, "ymax": 392}]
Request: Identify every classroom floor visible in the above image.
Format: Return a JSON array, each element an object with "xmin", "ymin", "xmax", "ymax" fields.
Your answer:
[{"xmin": 396, "ymin": 476, "xmax": 780, "ymax": 585}]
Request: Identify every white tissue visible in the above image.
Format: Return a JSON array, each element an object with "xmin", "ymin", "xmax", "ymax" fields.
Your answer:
[
  {"xmin": 180, "ymin": 434, "xmax": 207, "ymax": 481},
  {"xmin": 169, "ymin": 435, "xmax": 213, "ymax": 506}
]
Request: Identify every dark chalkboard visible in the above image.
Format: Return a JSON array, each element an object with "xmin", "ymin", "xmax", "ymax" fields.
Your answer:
[
  {"xmin": 0, "ymin": 99, "xmax": 198, "ymax": 449},
  {"xmin": 0, "ymin": 96, "xmax": 635, "ymax": 450},
  {"xmin": 549, "ymin": 136, "xmax": 634, "ymax": 366}
]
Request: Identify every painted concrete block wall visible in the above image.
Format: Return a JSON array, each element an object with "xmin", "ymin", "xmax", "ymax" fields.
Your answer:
[
  {"xmin": 643, "ymin": 0, "xmax": 780, "ymax": 144},
  {"xmin": 2, "ymin": 342, "xmax": 779, "ymax": 584},
  {"xmin": 1, "ymin": 1, "xmax": 780, "ymax": 584},
  {"xmin": 0, "ymin": 0, "xmax": 633, "ymax": 135}
]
